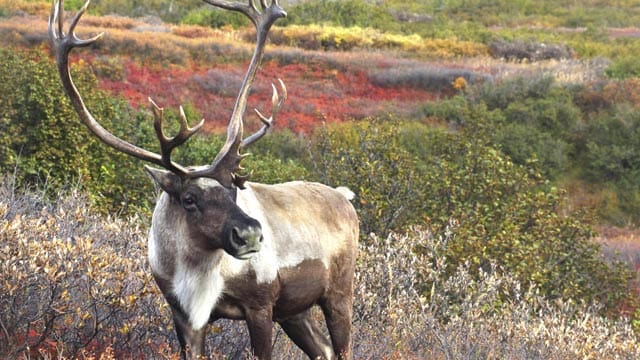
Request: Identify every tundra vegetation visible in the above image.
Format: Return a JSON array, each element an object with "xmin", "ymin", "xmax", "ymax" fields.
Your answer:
[{"xmin": 2, "ymin": 0, "xmax": 640, "ymax": 358}]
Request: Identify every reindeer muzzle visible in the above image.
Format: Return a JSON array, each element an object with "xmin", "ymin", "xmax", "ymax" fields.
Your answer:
[{"xmin": 224, "ymin": 220, "xmax": 263, "ymax": 260}]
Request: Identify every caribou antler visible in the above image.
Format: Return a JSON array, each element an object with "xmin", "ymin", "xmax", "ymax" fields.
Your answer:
[
  {"xmin": 49, "ymin": 0, "xmax": 203, "ymax": 176},
  {"xmin": 192, "ymin": 0, "xmax": 287, "ymax": 188},
  {"xmin": 49, "ymin": 0, "xmax": 287, "ymax": 188}
]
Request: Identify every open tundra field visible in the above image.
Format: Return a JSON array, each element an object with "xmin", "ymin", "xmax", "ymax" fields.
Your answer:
[{"xmin": 3, "ymin": 0, "xmax": 640, "ymax": 358}]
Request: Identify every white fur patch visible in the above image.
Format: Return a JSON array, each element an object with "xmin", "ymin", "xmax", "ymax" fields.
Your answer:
[
  {"xmin": 235, "ymin": 186, "xmax": 280, "ymax": 283},
  {"xmin": 173, "ymin": 253, "xmax": 225, "ymax": 330},
  {"xmin": 335, "ymin": 186, "xmax": 355, "ymax": 201},
  {"xmin": 236, "ymin": 184, "xmax": 341, "ymax": 283}
]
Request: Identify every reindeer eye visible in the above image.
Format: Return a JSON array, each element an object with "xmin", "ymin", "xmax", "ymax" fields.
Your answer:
[{"xmin": 182, "ymin": 193, "xmax": 198, "ymax": 212}]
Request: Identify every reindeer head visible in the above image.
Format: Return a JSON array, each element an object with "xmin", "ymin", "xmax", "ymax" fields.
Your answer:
[{"xmin": 49, "ymin": 0, "xmax": 286, "ymax": 258}]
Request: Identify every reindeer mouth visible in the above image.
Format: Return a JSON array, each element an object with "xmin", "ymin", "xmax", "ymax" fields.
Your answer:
[{"xmin": 235, "ymin": 248, "xmax": 260, "ymax": 260}]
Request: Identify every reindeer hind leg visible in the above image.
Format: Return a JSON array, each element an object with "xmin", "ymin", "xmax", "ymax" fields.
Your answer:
[
  {"xmin": 279, "ymin": 309, "xmax": 334, "ymax": 359},
  {"xmin": 319, "ymin": 290, "xmax": 353, "ymax": 360}
]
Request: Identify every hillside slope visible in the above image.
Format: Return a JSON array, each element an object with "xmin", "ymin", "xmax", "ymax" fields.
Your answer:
[{"xmin": 0, "ymin": 0, "xmax": 615, "ymax": 133}]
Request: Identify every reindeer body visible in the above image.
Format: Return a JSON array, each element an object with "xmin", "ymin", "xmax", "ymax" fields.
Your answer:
[
  {"xmin": 149, "ymin": 181, "xmax": 359, "ymax": 359},
  {"xmin": 49, "ymin": 0, "xmax": 359, "ymax": 358}
]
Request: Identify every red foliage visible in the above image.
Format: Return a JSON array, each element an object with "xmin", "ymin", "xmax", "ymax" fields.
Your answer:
[{"xmin": 94, "ymin": 56, "xmax": 436, "ymax": 134}]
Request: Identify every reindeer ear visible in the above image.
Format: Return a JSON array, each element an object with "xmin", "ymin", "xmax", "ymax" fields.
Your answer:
[{"xmin": 144, "ymin": 166, "xmax": 182, "ymax": 197}]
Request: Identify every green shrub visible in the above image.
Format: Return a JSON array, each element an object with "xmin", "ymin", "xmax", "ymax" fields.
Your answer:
[
  {"xmin": 606, "ymin": 56, "xmax": 640, "ymax": 79},
  {"xmin": 426, "ymin": 77, "xmax": 580, "ymax": 178},
  {"xmin": 579, "ymin": 106, "xmax": 640, "ymax": 225},
  {"xmin": 477, "ymin": 75, "xmax": 556, "ymax": 111},
  {"xmin": 306, "ymin": 119, "xmax": 423, "ymax": 237},
  {"xmin": 181, "ymin": 6, "xmax": 249, "ymax": 29},
  {"xmin": 494, "ymin": 122, "xmax": 570, "ymax": 178},
  {"xmin": 240, "ymin": 129, "xmax": 311, "ymax": 184},
  {"xmin": 582, "ymin": 108, "xmax": 640, "ymax": 183},
  {"xmin": 0, "ymin": 47, "xmax": 116, "ymax": 191},
  {"xmin": 417, "ymin": 119, "xmax": 634, "ymax": 310},
  {"xmin": 303, "ymin": 116, "xmax": 635, "ymax": 312},
  {"xmin": 282, "ymin": 0, "xmax": 399, "ymax": 32}
]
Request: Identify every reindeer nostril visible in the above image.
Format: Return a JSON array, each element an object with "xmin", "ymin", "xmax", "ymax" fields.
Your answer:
[{"xmin": 232, "ymin": 227, "xmax": 247, "ymax": 246}]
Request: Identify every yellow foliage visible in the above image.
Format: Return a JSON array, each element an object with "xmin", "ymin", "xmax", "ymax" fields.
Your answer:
[
  {"xmin": 452, "ymin": 76, "xmax": 468, "ymax": 91},
  {"xmin": 271, "ymin": 24, "xmax": 488, "ymax": 57}
]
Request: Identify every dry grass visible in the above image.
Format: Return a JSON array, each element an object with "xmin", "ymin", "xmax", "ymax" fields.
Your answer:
[{"xmin": 1, "ymin": 177, "xmax": 639, "ymax": 359}]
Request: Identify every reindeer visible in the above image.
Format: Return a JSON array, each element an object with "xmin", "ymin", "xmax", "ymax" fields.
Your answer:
[{"xmin": 49, "ymin": 0, "xmax": 359, "ymax": 359}]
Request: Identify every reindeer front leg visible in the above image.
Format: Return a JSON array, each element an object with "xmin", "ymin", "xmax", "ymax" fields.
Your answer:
[
  {"xmin": 170, "ymin": 303, "xmax": 207, "ymax": 360},
  {"xmin": 246, "ymin": 308, "xmax": 274, "ymax": 359}
]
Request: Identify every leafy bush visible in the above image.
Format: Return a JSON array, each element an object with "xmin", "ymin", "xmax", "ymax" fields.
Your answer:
[
  {"xmin": 419, "ymin": 126, "xmax": 634, "ymax": 310},
  {"xmin": 606, "ymin": 56, "xmax": 640, "ymax": 79},
  {"xmin": 493, "ymin": 122, "xmax": 570, "ymax": 178},
  {"xmin": 579, "ymin": 106, "xmax": 640, "ymax": 225},
  {"xmin": 422, "ymin": 76, "xmax": 580, "ymax": 179},
  {"xmin": 306, "ymin": 119, "xmax": 423, "ymax": 237},
  {"xmin": 477, "ymin": 75, "xmax": 556, "ymax": 111},
  {"xmin": 181, "ymin": 6, "xmax": 249, "ymax": 29},
  {"xmin": 304, "ymin": 117, "xmax": 636, "ymax": 311},
  {"xmin": 0, "ymin": 46, "xmax": 166, "ymax": 214},
  {"xmin": 282, "ymin": 0, "xmax": 398, "ymax": 32}
]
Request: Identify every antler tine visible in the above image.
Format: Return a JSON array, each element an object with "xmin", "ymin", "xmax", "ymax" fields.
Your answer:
[
  {"xmin": 149, "ymin": 99, "xmax": 205, "ymax": 173},
  {"xmin": 242, "ymin": 79, "xmax": 287, "ymax": 148},
  {"xmin": 49, "ymin": 0, "xmax": 104, "ymax": 49},
  {"xmin": 50, "ymin": 0, "xmax": 195, "ymax": 175}
]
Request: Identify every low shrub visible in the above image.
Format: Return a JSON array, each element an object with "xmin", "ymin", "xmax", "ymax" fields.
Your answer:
[
  {"xmin": 369, "ymin": 67, "xmax": 489, "ymax": 93},
  {"xmin": 2, "ymin": 185, "xmax": 639, "ymax": 359},
  {"xmin": 606, "ymin": 56, "xmax": 640, "ymax": 79},
  {"xmin": 282, "ymin": 0, "xmax": 399, "ymax": 32},
  {"xmin": 180, "ymin": 6, "xmax": 249, "ymax": 29},
  {"xmin": 489, "ymin": 39, "xmax": 575, "ymax": 62}
]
